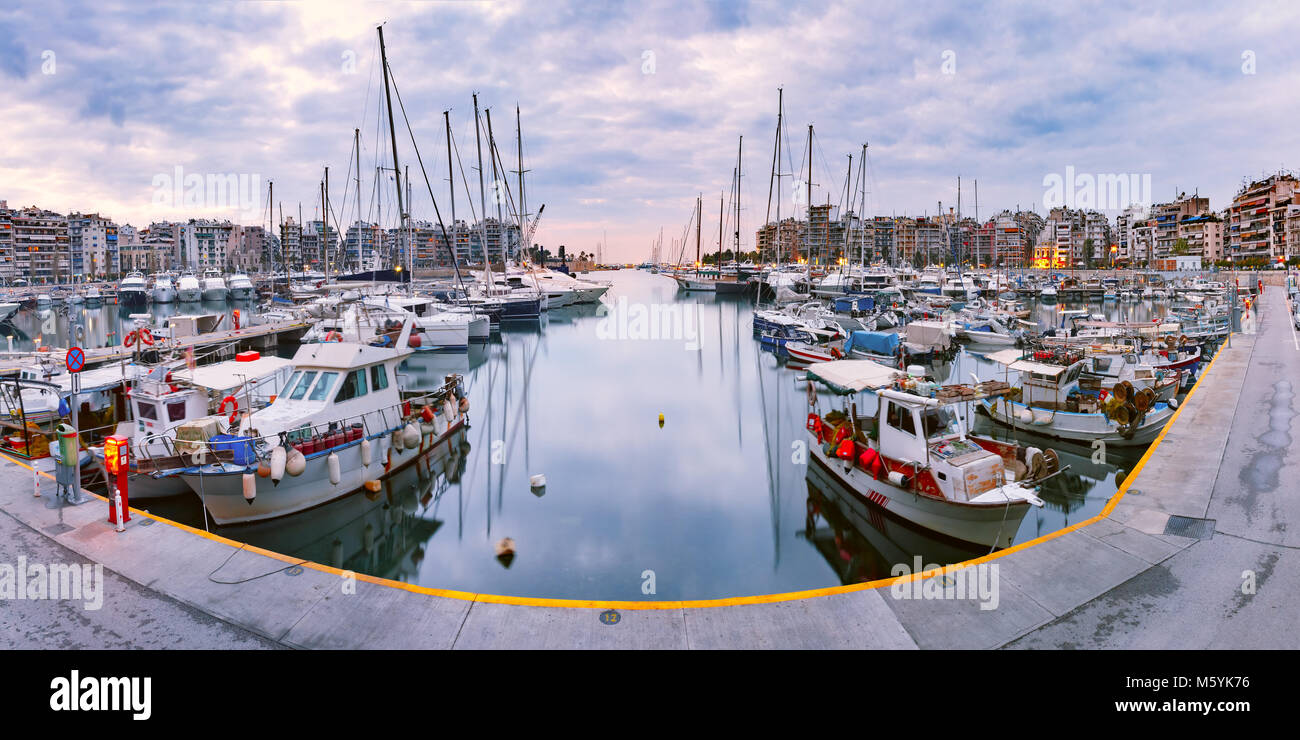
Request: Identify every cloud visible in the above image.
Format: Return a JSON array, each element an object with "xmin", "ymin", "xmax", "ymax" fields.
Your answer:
[{"xmin": 0, "ymin": 0, "xmax": 1297, "ymax": 259}]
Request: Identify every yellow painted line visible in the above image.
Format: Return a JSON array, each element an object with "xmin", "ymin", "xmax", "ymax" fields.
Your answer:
[{"xmin": 0, "ymin": 338, "xmax": 1235, "ymax": 611}]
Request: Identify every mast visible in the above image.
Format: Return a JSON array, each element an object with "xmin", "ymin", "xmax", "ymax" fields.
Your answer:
[
  {"xmin": 516, "ymin": 105, "xmax": 528, "ymax": 240},
  {"xmin": 806, "ymin": 123, "xmax": 812, "ymax": 270},
  {"xmin": 718, "ymin": 191, "xmax": 724, "ymax": 273},
  {"xmin": 351, "ymin": 126, "xmax": 361, "ymax": 271},
  {"xmin": 444, "ymin": 110, "xmax": 456, "ymax": 274},
  {"xmin": 323, "ymin": 166, "xmax": 331, "ymax": 282},
  {"xmin": 695, "ymin": 194, "xmax": 701, "ymax": 269},
  {"xmin": 735, "ymin": 136, "xmax": 743, "ymax": 257},
  {"xmin": 377, "ymin": 24, "xmax": 404, "ymax": 271},
  {"xmin": 473, "ymin": 93, "xmax": 489, "ymax": 279}
]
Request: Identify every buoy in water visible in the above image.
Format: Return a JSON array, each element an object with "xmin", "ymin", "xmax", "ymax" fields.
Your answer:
[
  {"xmin": 495, "ymin": 537, "xmax": 516, "ymax": 568},
  {"xmin": 658, "ymin": 413, "xmax": 665, "ymax": 428},
  {"xmin": 327, "ymin": 452, "xmax": 341, "ymax": 485},
  {"xmin": 285, "ymin": 447, "xmax": 306, "ymax": 477},
  {"xmin": 269, "ymin": 446, "xmax": 286, "ymax": 487},
  {"xmin": 363, "ymin": 479, "xmax": 382, "ymax": 493},
  {"xmin": 242, "ymin": 473, "xmax": 256, "ymax": 505}
]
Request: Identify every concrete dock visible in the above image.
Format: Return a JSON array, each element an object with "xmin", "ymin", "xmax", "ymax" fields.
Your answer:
[{"xmin": 0, "ymin": 288, "xmax": 1293, "ymax": 649}]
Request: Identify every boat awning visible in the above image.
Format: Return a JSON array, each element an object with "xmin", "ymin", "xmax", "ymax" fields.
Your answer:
[
  {"xmin": 806, "ymin": 360, "xmax": 901, "ymax": 394},
  {"xmin": 983, "ymin": 349, "xmax": 1068, "ymax": 377},
  {"xmin": 173, "ymin": 356, "xmax": 293, "ymax": 391}
]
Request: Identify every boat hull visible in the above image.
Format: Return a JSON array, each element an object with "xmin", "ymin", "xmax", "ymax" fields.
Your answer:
[
  {"xmin": 979, "ymin": 397, "xmax": 1173, "ymax": 447},
  {"xmin": 809, "ymin": 444, "xmax": 1031, "ymax": 550},
  {"xmin": 152, "ymin": 287, "xmax": 176, "ymax": 303},
  {"xmin": 180, "ymin": 418, "xmax": 466, "ymax": 525}
]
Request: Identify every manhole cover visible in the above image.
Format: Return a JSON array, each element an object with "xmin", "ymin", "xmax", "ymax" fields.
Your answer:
[
  {"xmin": 599, "ymin": 609, "xmax": 621, "ymax": 625},
  {"xmin": 1163, "ymin": 515, "xmax": 1216, "ymax": 539},
  {"xmin": 139, "ymin": 518, "xmax": 155, "ymax": 527}
]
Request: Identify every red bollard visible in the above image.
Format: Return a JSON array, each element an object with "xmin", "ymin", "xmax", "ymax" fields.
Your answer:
[{"xmin": 104, "ymin": 435, "xmax": 130, "ymax": 527}]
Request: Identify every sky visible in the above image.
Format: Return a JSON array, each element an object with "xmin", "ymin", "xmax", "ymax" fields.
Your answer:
[{"xmin": 1, "ymin": 0, "xmax": 1298, "ymax": 262}]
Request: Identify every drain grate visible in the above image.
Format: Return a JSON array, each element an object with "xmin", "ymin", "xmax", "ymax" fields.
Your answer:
[{"xmin": 1164, "ymin": 515, "xmax": 1216, "ymax": 539}]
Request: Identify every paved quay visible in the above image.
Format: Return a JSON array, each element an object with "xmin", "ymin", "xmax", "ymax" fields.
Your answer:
[{"xmin": 0, "ymin": 289, "xmax": 1289, "ymax": 649}]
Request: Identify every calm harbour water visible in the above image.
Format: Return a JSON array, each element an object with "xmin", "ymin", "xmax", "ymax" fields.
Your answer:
[{"xmin": 2, "ymin": 272, "xmax": 1181, "ymax": 600}]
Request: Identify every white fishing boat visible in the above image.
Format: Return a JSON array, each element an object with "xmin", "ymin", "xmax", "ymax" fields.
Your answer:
[
  {"xmin": 201, "ymin": 269, "xmax": 229, "ymax": 302},
  {"xmin": 979, "ymin": 347, "xmax": 1176, "ymax": 447},
  {"xmin": 176, "ymin": 273, "xmax": 202, "ymax": 302},
  {"xmin": 804, "ymin": 360, "xmax": 1050, "ymax": 549},
  {"xmin": 0, "ymin": 302, "xmax": 18, "ymax": 323},
  {"xmin": 176, "ymin": 319, "xmax": 468, "ymax": 524},
  {"xmin": 92, "ymin": 353, "xmax": 295, "ymax": 500}
]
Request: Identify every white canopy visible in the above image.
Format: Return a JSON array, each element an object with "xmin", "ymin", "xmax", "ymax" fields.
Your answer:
[
  {"xmin": 983, "ymin": 348, "xmax": 1068, "ymax": 377},
  {"xmin": 807, "ymin": 359, "xmax": 902, "ymax": 394},
  {"xmin": 173, "ymin": 356, "xmax": 293, "ymax": 392}
]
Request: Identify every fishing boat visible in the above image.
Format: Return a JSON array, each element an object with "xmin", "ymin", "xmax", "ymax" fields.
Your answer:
[
  {"xmin": 177, "ymin": 273, "xmax": 202, "ymax": 302},
  {"xmin": 201, "ymin": 269, "xmax": 229, "ymax": 302},
  {"xmin": 118, "ymin": 272, "xmax": 149, "ymax": 306},
  {"xmin": 175, "ymin": 319, "xmax": 468, "ymax": 524},
  {"xmin": 978, "ymin": 347, "xmax": 1176, "ymax": 447},
  {"xmin": 0, "ymin": 302, "xmax": 20, "ymax": 323},
  {"xmin": 804, "ymin": 360, "xmax": 1051, "ymax": 549},
  {"xmin": 92, "ymin": 353, "xmax": 295, "ymax": 500}
]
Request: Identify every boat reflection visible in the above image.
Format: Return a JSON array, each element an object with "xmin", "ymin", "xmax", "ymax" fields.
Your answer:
[
  {"xmin": 151, "ymin": 429, "xmax": 470, "ymax": 582},
  {"xmin": 802, "ymin": 457, "xmax": 985, "ymax": 585}
]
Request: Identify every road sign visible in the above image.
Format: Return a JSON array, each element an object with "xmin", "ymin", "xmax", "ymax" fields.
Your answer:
[{"xmin": 65, "ymin": 346, "xmax": 85, "ymax": 374}]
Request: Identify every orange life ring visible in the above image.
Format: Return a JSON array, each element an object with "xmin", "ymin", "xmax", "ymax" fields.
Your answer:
[
  {"xmin": 325, "ymin": 330, "xmax": 342, "ymax": 342},
  {"xmin": 139, "ymin": 329, "xmax": 154, "ymax": 346},
  {"xmin": 124, "ymin": 330, "xmax": 136, "ymax": 347},
  {"xmin": 830, "ymin": 346, "xmax": 843, "ymax": 359},
  {"xmin": 219, "ymin": 395, "xmax": 239, "ymax": 424}
]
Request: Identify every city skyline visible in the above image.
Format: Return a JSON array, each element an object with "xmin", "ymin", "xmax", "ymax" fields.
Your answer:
[{"xmin": 2, "ymin": 1, "xmax": 1298, "ymax": 262}]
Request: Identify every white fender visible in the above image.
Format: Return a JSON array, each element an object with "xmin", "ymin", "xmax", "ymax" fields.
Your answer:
[
  {"xmin": 391, "ymin": 429, "xmax": 404, "ymax": 452},
  {"xmin": 242, "ymin": 473, "xmax": 256, "ymax": 504},
  {"xmin": 285, "ymin": 447, "xmax": 306, "ymax": 477},
  {"xmin": 443, "ymin": 398, "xmax": 456, "ymax": 424},
  {"xmin": 269, "ymin": 446, "xmax": 286, "ymax": 486},
  {"xmin": 327, "ymin": 452, "xmax": 341, "ymax": 485},
  {"xmin": 402, "ymin": 422, "xmax": 421, "ymax": 449},
  {"xmin": 360, "ymin": 438, "xmax": 373, "ymax": 467}
]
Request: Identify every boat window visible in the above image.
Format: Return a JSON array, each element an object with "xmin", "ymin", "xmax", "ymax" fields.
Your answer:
[
  {"xmin": 1092, "ymin": 357, "xmax": 1112, "ymax": 373},
  {"xmin": 308, "ymin": 372, "xmax": 339, "ymax": 402},
  {"xmin": 922, "ymin": 407, "xmax": 962, "ymax": 440},
  {"xmin": 137, "ymin": 402, "xmax": 158, "ymax": 421},
  {"xmin": 887, "ymin": 403, "xmax": 916, "ymax": 436},
  {"xmin": 288, "ymin": 371, "xmax": 318, "ymax": 401},
  {"xmin": 283, "ymin": 372, "xmax": 301, "ymax": 395},
  {"xmin": 370, "ymin": 364, "xmax": 389, "ymax": 391},
  {"xmin": 167, "ymin": 400, "xmax": 188, "ymax": 423},
  {"xmin": 335, "ymin": 369, "xmax": 368, "ymax": 402}
]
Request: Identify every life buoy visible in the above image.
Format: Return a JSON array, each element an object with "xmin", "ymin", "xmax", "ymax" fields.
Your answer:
[
  {"xmin": 830, "ymin": 346, "xmax": 843, "ymax": 359},
  {"xmin": 138, "ymin": 329, "xmax": 154, "ymax": 346},
  {"xmin": 219, "ymin": 395, "xmax": 239, "ymax": 424},
  {"xmin": 124, "ymin": 330, "xmax": 136, "ymax": 347},
  {"xmin": 325, "ymin": 330, "xmax": 342, "ymax": 342}
]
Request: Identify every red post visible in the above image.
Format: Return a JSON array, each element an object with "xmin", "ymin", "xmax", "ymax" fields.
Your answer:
[{"xmin": 105, "ymin": 435, "xmax": 130, "ymax": 526}]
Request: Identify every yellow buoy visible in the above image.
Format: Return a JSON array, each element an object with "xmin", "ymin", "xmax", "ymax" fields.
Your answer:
[{"xmin": 658, "ymin": 413, "xmax": 665, "ymax": 428}]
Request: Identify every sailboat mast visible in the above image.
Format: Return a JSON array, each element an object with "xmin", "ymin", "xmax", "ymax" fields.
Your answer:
[
  {"xmin": 323, "ymin": 166, "xmax": 331, "ymax": 282},
  {"xmin": 473, "ymin": 93, "xmax": 488, "ymax": 274},
  {"xmin": 377, "ymin": 25, "xmax": 404, "ymax": 259},
  {"xmin": 735, "ymin": 136, "xmax": 742, "ymax": 255},
  {"xmin": 806, "ymin": 123, "xmax": 813, "ymax": 267},
  {"xmin": 354, "ymin": 128, "xmax": 361, "ymax": 271},
  {"xmin": 695, "ymin": 194, "xmax": 702, "ymax": 268}
]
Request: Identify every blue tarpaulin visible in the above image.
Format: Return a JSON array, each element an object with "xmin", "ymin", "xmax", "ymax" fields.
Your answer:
[{"xmin": 844, "ymin": 331, "xmax": 899, "ymax": 356}]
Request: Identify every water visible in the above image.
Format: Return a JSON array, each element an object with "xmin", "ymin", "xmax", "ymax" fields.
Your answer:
[
  {"xmin": 28, "ymin": 272, "xmax": 1174, "ymax": 600},
  {"xmin": 1, "ymin": 299, "xmax": 261, "ymax": 354}
]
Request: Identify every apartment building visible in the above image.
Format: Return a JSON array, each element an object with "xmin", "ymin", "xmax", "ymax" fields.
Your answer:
[
  {"xmin": 1226, "ymin": 173, "xmax": 1299, "ymax": 262},
  {"xmin": 0, "ymin": 202, "xmax": 13, "ymax": 284},
  {"xmin": 11, "ymin": 206, "xmax": 69, "ymax": 283}
]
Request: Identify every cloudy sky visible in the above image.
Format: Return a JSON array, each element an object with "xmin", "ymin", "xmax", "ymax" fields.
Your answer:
[{"xmin": 1, "ymin": 0, "xmax": 1297, "ymax": 262}]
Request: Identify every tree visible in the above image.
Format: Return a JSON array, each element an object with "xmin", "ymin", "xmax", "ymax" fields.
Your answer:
[
  {"xmin": 1171, "ymin": 238, "xmax": 1191, "ymax": 256},
  {"xmin": 558, "ymin": 245, "xmax": 567, "ymax": 262},
  {"xmin": 1083, "ymin": 238, "xmax": 1095, "ymax": 270}
]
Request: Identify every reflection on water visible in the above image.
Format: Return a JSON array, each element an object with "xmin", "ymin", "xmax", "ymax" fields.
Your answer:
[
  {"xmin": 101, "ymin": 272, "xmax": 1165, "ymax": 600},
  {"xmin": 2, "ymin": 299, "xmax": 260, "ymax": 352}
]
